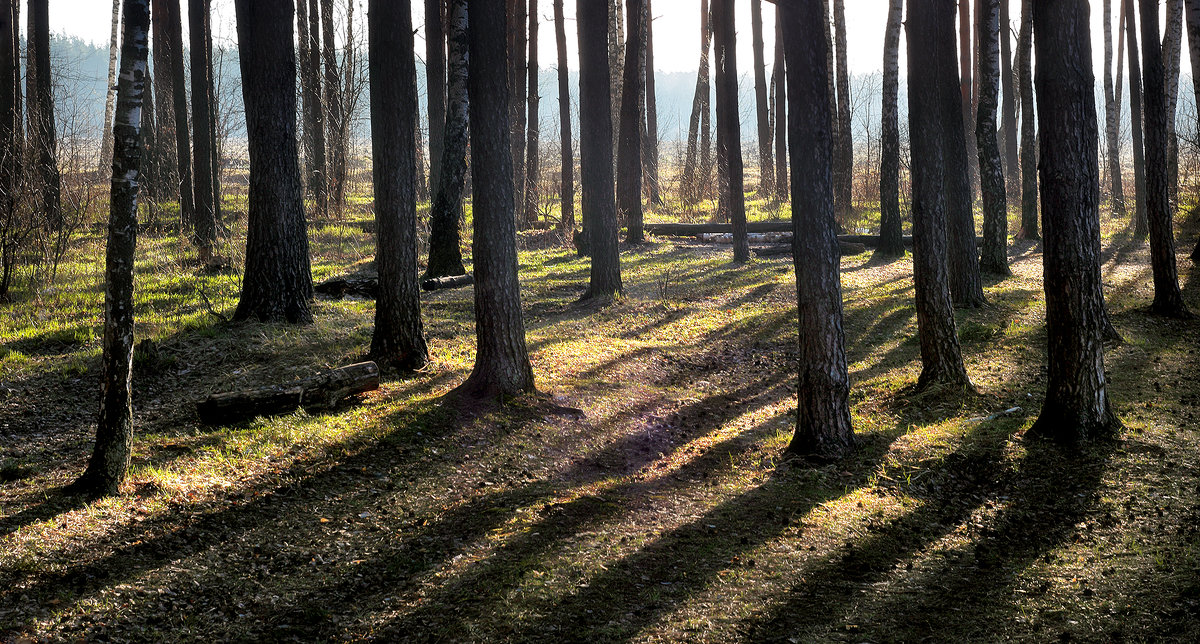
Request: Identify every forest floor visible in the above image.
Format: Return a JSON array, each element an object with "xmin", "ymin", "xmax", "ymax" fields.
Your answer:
[{"xmin": 1, "ymin": 199, "xmax": 1199, "ymax": 643}]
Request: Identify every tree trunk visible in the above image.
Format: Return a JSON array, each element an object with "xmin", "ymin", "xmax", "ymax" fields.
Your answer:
[
  {"xmin": 163, "ymin": 0, "xmax": 195, "ymax": 231},
  {"xmin": 1139, "ymin": 0, "xmax": 1191, "ymax": 318},
  {"xmin": 780, "ymin": 0, "xmax": 854, "ymax": 461},
  {"xmin": 524, "ymin": 0, "xmax": 541, "ymax": 227},
  {"xmin": 299, "ymin": 0, "xmax": 326, "ymax": 217},
  {"xmin": 907, "ymin": 0, "xmax": 973, "ymax": 390},
  {"xmin": 98, "ymin": 0, "xmax": 121, "ymax": 173},
  {"xmin": 681, "ymin": 0, "xmax": 711, "ymax": 205},
  {"xmin": 608, "ymin": 0, "xmax": 624, "ymax": 168},
  {"xmin": 698, "ymin": 1, "xmax": 714, "ymax": 204},
  {"xmin": 1000, "ymin": 0, "xmax": 1019, "ymax": 201},
  {"xmin": 1028, "ymin": 0, "xmax": 1121, "ymax": 443},
  {"xmin": 368, "ymin": 0, "xmax": 429, "ymax": 371},
  {"xmin": 456, "ymin": 0, "xmax": 536, "ymax": 400},
  {"xmin": 772, "ymin": 14, "xmax": 788, "ymax": 203},
  {"xmin": 713, "ymin": 0, "xmax": 748, "ymax": 262},
  {"xmin": 0, "ymin": 0, "xmax": 19, "ymax": 301},
  {"xmin": 1103, "ymin": 0, "xmax": 1127, "ymax": 216},
  {"xmin": 1016, "ymin": 0, "xmax": 1038, "ymax": 239},
  {"xmin": 150, "ymin": 0, "xmax": 179, "ymax": 200},
  {"xmin": 425, "ymin": 0, "xmax": 470, "ymax": 280},
  {"xmin": 321, "ymin": 0, "xmax": 346, "ymax": 215},
  {"xmin": 415, "ymin": 110, "xmax": 430, "ymax": 202},
  {"xmin": 232, "ymin": 0, "xmax": 313, "ymax": 324},
  {"xmin": 750, "ymin": 0, "xmax": 774, "ymax": 197},
  {"xmin": 875, "ymin": 0, "xmax": 905, "ymax": 260},
  {"xmin": 946, "ymin": 11, "xmax": 987, "ymax": 307},
  {"xmin": 1164, "ymin": 0, "xmax": 1183, "ymax": 211},
  {"xmin": 618, "ymin": 0, "xmax": 646, "ymax": 244},
  {"xmin": 553, "ymin": 0, "xmax": 574, "ymax": 232},
  {"xmin": 1125, "ymin": 0, "xmax": 1149, "ymax": 239},
  {"xmin": 74, "ymin": 0, "xmax": 150, "ymax": 498},
  {"xmin": 189, "ymin": 0, "xmax": 218, "ymax": 263},
  {"xmin": 959, "ymin": 0, "xmax": 978, "ymax": 201},
  {"xmin": 140, "ymin": 66, "xmax": 161, "ymax": 204},
  {"xmin": 508, "ymin": 0, "xmax": 527, "ymax": 228},
  {"xmin": 977, "ymin": 0, "xmax": 1009, "ymax": 276},
  {"xmin": 1188, "ymin": 0, "xmax": 1200, "ymax": 262},
  {"xmin": 425, "ymin": 0, "xmax": 447, "ymax": 197},
  {"xmin": 578, "ymin": 0, "xmax": 622, "ymax": 298},
  {"xmin": 27, "ymin": 0, "xmax": 60, "ymax": 231},
  {"xmin": 643, "ymin": 0, "xmax": 660, "ymax": 205},
  {"xmin": 832, "ymin": 0, "xmax": 852, "ymax": 222}
]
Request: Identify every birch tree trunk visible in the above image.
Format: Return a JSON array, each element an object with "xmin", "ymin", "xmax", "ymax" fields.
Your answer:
[
  {"xmin": 875, "ymin": 0, "xmax": 905, "ymax": 260},
  {"xmin": 98, "ymin": 0, "xmax": 121, "ymax": 173},
  {"xmin": 425, "ymin": 0, "xmax": 470, "ymax": 280}
]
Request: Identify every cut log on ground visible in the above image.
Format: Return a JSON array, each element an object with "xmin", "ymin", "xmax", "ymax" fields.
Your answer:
[
  {"xmin": 421, "ymin": 274, "xmax": 474, "ymax": 291},
  {"xmin": 314, "ymin": 273, "xmax": 379, "ymax": 298},
  {"xmin": 752, "ymin": 242, "xmax": 868, "ymax": 257},
  {"xmin": 197, "ymin": 362, "xmax": 380, "ymax": 424}
]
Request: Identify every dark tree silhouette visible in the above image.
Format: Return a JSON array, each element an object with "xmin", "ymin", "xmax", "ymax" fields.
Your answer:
[
  {"xmin": 1000, "ymin": 0, "xmax": 1019, "ymax": 201},
  {"xmin": 832, "ymin": 0, "xmax": 852, "ymax": 222},
  {"xmin": 713, "ymin": 0, "xmax": 748, "ymax": 262},
  {"xmin": 524, "ymin": 0, "xmax": 541, "ymax": 227},
  {"xmin": 1028, "ymin": 0, "xmax": 1121, "ymax": 443},
  {"xmin": 232, "ymin": 0, "xmax": 313, "ymax": 324},
  {"xmin": 907, "ymin": 0, "xmax": 972, "ymax": 390},
  {"xmin": 618, "ymin": 0, "xmax": 646, "ymax": 244},
  {"xmin": 26, "ymin": 0, "xmax": 60, "ymax": 230},
  {"xmin": 780, "ymin": 0, "xmax": 854, "ymax": 461},
  {"xmin": 426, "ymin": 0, "xmax": 447, "ymax": 194},
  {"xmin": 578, "ymin": 0, "xmax": 622, "ymax": 299},
  {"xmin": 681, "ymin": 0, "xmax": 712, "ymax": 205},
  {"xmin": 320, "ymin": 0, "xmax": 346, "ymax": 213},
  {"xmin": 1103, "ymin": 0, "xmax": 1127, "ymax": 217},
  {"xmin": 1124, "ymin": 0, "xmax": 1148, "ymax": 239},
  {"xmin": 945, "ymin": 2, "xmax": 986, "ymax": 307},
  {"xmin": 772, "ymin": 14, "xmax": 788, "ymax": 203},
  {"xmin": 1164, "ymin": 0, "xmax": 1183, "ymax": 209},
  {"xmin": 189, "ymin": 0, "xmax": 218, "ymax": 264},
  {"xmin": 554, "ymin": 0, "xmax": 574, "ymax": 232},
  {"xmin": 874, "ymin": 0, "xmax": 905, "ymax": 260},
  {"xmin": 73, "ymin": 0, "xmax": 150, "ymax": 497},
  {"xmin": 455, "ymin": 0, "xmax": 537, "ymax": 400},
  {"xmin": 150, "ymin": 0, "xmax": 179, "ymax": 198},
  {"xmin": 162, "ymin": 0, "xmax": 195, "ymax": 230},
  {"xmin": 507, "ymin": 0, "xmax": 527, "ymax": 227},
  {"xmin": 977, "ymin": 0, "xmax": 1009, "ymax": 276},
  {"xmin": 750, "ymin": 0, "xmax": 774, "ymax": 196},
  {"xmin": 643, "ymin": 0, "xmax": 661, "ymax": 205},
  {"xmin": 1016, "ymin": 0, "xmax": 1038, "ymax": 239},
  {"xmin": 0, "ymin": 0, "xmax": 18, "ymax": 300},
  {"xmin": 1190, "ymin": 0, "xmax": 1200, "ymax": 262},
  {"xmin": 298, "ymin": 0, "xmax": 327, "ymax": 216},
  {"xmin": 425, "ymin": 0, "xmax": 470, "ymax": 280}
]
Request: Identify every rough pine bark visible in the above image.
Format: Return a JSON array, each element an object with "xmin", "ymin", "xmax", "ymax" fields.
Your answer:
[
  {"xmin": 554, "ymin": 0, "xmax": 574, "ymax": 232},
  {"xmin": 832, "ymin": 0, "xmax": 852, "ymax": 221},
  {"xmin": 368, "ymin": 0, "xmax": 429, "ymax": 371},
  {"xmin": 320, "ymin": 0, "xmax": 346, "ymax": 214},
  {"xmin": 977, "ymin": 0, "xmax": 1009, "ymax": 275},
  {"xmin": 1189, "ymin": 0, "xmax": 1200, "ymax": 262},
  {"xmin": 74, "ymin": 0, "xmax": 150, "ymax": 498},
  {"xmin": 426, "ymin": 0, "xmax": 447, "ymax": 195},
  {"xmin": 643, "ymin": 0, "xmax": 660, "ymax": 205},
  {"xmin": 1000, "ymin": 0, "xmax": 1019, "ymax": 200},
  {"xmin": 1125, "ymin": 0, "xmax": 1148, "ymax": 239},
  {"xmin": 150, "ymin": 0, "xmax": 179, "ymax": 194},
  {"xmin": 27, "ymin": 0, "xmax": 60, "ymax": 230},
  {"xmin": 875, "ymin": 0, "xmax": 905, "ymax": 260},
  {"xmin": 772, "ymin": 15, "xmax": 788, "ymax": 203},
  {"xmin": 577, "ymin": 0, "xmax": 622, "ymax": 298},
  {"xmin": 681, "ymin": 0, "xmax": 711, "ymax": 205},
  {"xmin": 1164, "ymin": 0, "xmax": 1183, "ymax": 210},
  {"xmin": 1139, "ymin": 0, "xmax": 1191, "ymax": 318},
  {"xmin": 299, "ymin": 0, "xmax": 327, "ymax": 216},
  {"xmin": 1103, "ymin": 0, "xmax": 1127, "ymax": 216},
  {"xmin": 99, "ymin": 0, "xmax": 121, "ymax": 173},
  {"xmin": 524, "ymin": 0, "xmax": 541, "ymax": 227},
  {"xmin": 425, "ymin": 0, "xmax": 469, "ymax": 280},
  {"xmin": 163, "ymin": 0, "xmax": 195, "ymax": 229},
  {"xmin": 1028, "ymin": 0, "xmax": 1120, "ymax": 443},
  {"xmin": 608, "ymin": 0, "xmax": 624, "ymax": 162},
  {"xmin": 0, "ymin": 0, "xmax": 18, "ymax": 300},
  {"xmin": 1017, "ymin": 0, "xmax": 1038, "ymax": 239},
  {"xmin": 959, "ymin": 0, "xmax": 978, "ymax": 199},
  {"xmin": 455, "ymin": 0, "xmax": 537, "ymax": 400},
  {"xmin": 232, "ymin": 0, "xmax": 313, "ymax": 324},
  {"xmin": 944, "ymin": 9, "xmax": 987, "ymax": 308},
  {"xmin": 713, "ymin": 0, "xmax": 748, "ymax": 262},
  {"xmin": 780, "ymin": 0, "xmax": 854, "ymax": 461},
  {"xmin": 508, "ymin": 0, "xmax": 527, "ymax": 227},
  {"xmin": 751, "ymin": 0, "xmax": 774, "ymax": 196},
  {"xmin": 618, "ymin": 0, "xmax": 646, "ymax": 244},
  {"xmin": 189, "ymin": 0, "xmax": 218, "ymax": 262},
  {"xmin": 907, "ymin": 0, "xmax": 973, "ymax": 390}
]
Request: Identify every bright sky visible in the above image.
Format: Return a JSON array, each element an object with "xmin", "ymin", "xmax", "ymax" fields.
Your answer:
[{"xmin": 43, "ymin": 1, "xmax": 1168, "ymax": 80}]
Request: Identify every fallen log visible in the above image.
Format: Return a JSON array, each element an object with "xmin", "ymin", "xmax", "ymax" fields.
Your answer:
[
  {"xmin": 752, "ymin": 242, "xmax": 868, "ymax": 257},
  {"xmin": 644, "ymin": 221, "xmax": 793, "ymax": 235},
  {"xmin": 421, "ymin": 274, "xmax": 474, "ymax": 291},
  {"xmin": 197, "ymin": 362, "xmax": 380, "ymax": 424},
  {"xmin": 314, "ymin": 273, "xmax": 379, "ymax": 298}
]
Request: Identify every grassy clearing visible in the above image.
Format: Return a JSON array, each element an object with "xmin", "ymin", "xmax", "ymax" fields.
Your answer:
[{"xmin": 0, "ymin": 191, "xmax": 1199, "ymax": 642}]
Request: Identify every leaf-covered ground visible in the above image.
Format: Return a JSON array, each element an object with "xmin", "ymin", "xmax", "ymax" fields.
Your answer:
[{"xmin": 1, "ymin": 200, "xmax": 1199, "ymax": 642}]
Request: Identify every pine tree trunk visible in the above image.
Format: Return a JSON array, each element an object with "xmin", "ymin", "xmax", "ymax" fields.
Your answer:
[
  {"xmin": 907, "ymin": 0, "xmax": 972, "ymax": 390},
  {"xmin": 524, "ymin": 0, "xmax": 541, "ymax": 227},
  {"xmin": 959, "ymin": 0, "xmax": 978, "ymax": 201},
  {"xmin": 456, "ymin": 0, "xmax": 536, "ymax": 399},
  {"xmin": 946, "ymin": 8, "xmax": 987, "ymax": 307},
  {"xmin": 150, "ymin": 0, "xmax": 180, "ymax": 200},
  {"xmin": 508, "ymin": 0, "xmax": 527, "ymax": 228},
  {"xmin": 618, "ymin": 0, "xmax": 646, "ymax": 244},
  {"xmin": 713, "ymin": 0, "xmax": 748, "ymax": 262},
  {"xmin": 832, "ymin": 0, "xmax": 852, "ymax": 222},
  {"xmin": 163, "ymin": 0, "xmax": 195, "ymax": 232},
  {"xmin": 681, "ymin": 0, "xmax": 711, "ymax": 205},
  {"xmin": 321, "ymin": 0, "xmax": 346, "ymax": 215},
  {"xmin": 299, "ymin": 0, "xmax": 327, "ymax": 217},
  {"xmin": 553, "ymin": 0, "xmax": 574, "ymax": 232},
  {"xmin": 608, "ymin": 0, "xmax": 624, "ymax": 169},
  {"xmin": 98, "ymin": 0, "xmax": 121, "ymax": 173},
  {"xmin": 0, "ymin": 0, "xmax": 19, "ymax": 301},
  {"xmin": 232, "ymin": 0, "xmax": 313, "ymax": 324},
  {"xmin": 425, "ymin": 0, "xmax": 469, "ymax": 280},
  {"xmin": 425, "ymin": 0, "xmax": 447, "ymax": 196},
  {"xmin": 1028, "ymin": 0, "xmax": 1120, "ymax": 443},
  {"xmin": 1103, "ymin": 0, "xmax": 1127, "ymax": 216},
  {"xmin": 1017, "ymin": 0, "xmax": 1038, "ymax": 239},
  {"xmin": 1163, "ymin": 0, "xmax": 1183, "ymax": 211},
  {"xmin": 1125, "ymin": 0, "xmax": 1148, "ymax": 239},
  {"xmin": 977, "ymin": 0, "xmax": 1009, "ymax": 276},
  {"xmin": 1000, "ymin": 0, "xmax": 1019, "ymax": 201},
  {"xmin": 750, "ymin": 0, "xmax": 774, "ymax": 197},
  {"xmin": 189, "ymin": 0, "xmax": 218, "ymax": 262},
  {"xmin": 140, "ymin": 67, "xmax": 160, "ymax": 205},
  {"xmin": 1188, "ymin": 0, "xmax": 1200, "ymax": 262},
  {"xmin": 1139, "ymin": 0, "xmax": 1191, "ymax": 318},
  {"xmin": 772, "ymin": 14, "xmax": 788, "ymax": 203},
  {"xmin": 368, "ymin": 0, "xmax": 429, "ymax": 371},
  {"xmin": 27, "ymin": 0, "xmax": 60, "ymax": 230},
  {"xmin": 779, "ymin": 0, "xmax": 854, "ymax": 462},
  {"xmin": 698, "ymin": 1, "xmax": 714, "ymax": 203},
  {"xmin": 74, "ymin": 0, "xmax": 150, "ymax": 498},
  {"xmin": 643, "ymin": 0, "xmax": 660, "ymax": 205},
  {"xmin": 875, "ymin": 0, "xmax": 905, "ymax": 260},
  {"xmin": 578, "ymin": 0, "xmax": 622, "ymax": 298}
]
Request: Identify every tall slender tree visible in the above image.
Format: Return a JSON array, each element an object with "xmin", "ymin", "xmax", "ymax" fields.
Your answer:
[
  {"xmin": 977, "ymin": 0, "xmax": 1009, "ymax": 275},
  {"xmin": 368, "ymin": 0, "xmax": 429, "ymax": 371},
  {"xmin": 1028, "ymin": 0, "xmax": 1120, "ymax": 443},
  {"xmin": 163, "ymin": 0, "xmax": 195, "ymax": 230},
  {"xmin": 780, "ymin": 0, "xmax": 854, "ymax": 461},
  {"xmin": 426, "ymin": 0, "xmax": 447, "ymax": 195},
  {"xmin": 772, "ymin": 14, "xmax": 788, "ymax": 203},
  {"xmin": 524, "ymin": 0, "xmax": 541, "ymax": 226},
  {"xmin": 1000, "ymin": 0, "xmax": 1019, "ymax": 200},
  {"xmin": 1016, "ymin": 0, "xmax": 1038, "ymax": 239},
  {"xmin": 608, "ymin": 0, "xmax": 624, "ymax": 162},
  {"xmin": 553, "ymin": 0, "xmax": 574, "ymax": 232},
  {"xmin": 618, "ymin": 0, "xmax": 646, "ymax": 244},
  {"xmin": 320, "ymin": 0, "xmax": 346, "ymax": 214},
  {"xmin": 875, "ymin": 0, "xmax": 905, "ymax": 260},
  {"xmin": 643, "ymin": 0, "xmax": 661, "ymax": 205},
  {"xmin": 0, "ymin": 0, "xmax": 19, "ymax": 300},
  {"xmin": 681, "ymin": 0, "xmax": 712, "ymax": 205},
  {"xmin": 232, "ymin": 0, "xmax": 313, "ymax": 324},
  {"xmin": 713, "ymin": 0, "xmax": 748, "ymax": 262},
  {"xmin": 1163, "ymin": 0, "xmax": 1184, "ymax": 210},
  {"xmin": 946, "ymin": 11, "xmax": 987, "ymax": 307},
  {"xmin": 1103, "ymin": 0, "xmax": 1127, "ymax": 216},
  {"xmin": 832, "ymin": 0, "xmax": 852, "ymax": 221},
  {"xmin": 907, "ymin": 0, "xmax": 973, "ymax": 390},
  {"xmin": 1188, "ymin": 0, "xmax": 1200, "ymax": 262},
  {"xmin": 578, "ymin": 0, "xmax": 622, "ymax": 299},
  {"xmin": 959, "ymin": 0, "xmax": 978, "ymax": 198},
  {"xmin": 298, "ymin": 0, "xmax": 326, "ymax": 217},
  {"xmin": 508, "ymin": 0, "xmax": 528, "ymax": 226},
  {"xmin": 98, "ymin": 0, "xmax": 121, "ymax": 173},
  {"xmin": 73, "ymin": 0, "xmax": 150, "ymax": 498},
  {"xmin": 750, "ymin": 0, "xmax": 774, "ymax": 196},
  {"xmin": 425, "ymin": 0, "xmax": 470, "ymax": 280},
  {"xmin": 26, "ymin": 0, "xmax": 60, "ymax": 230},
  {"xmin": 1125, "ymin": 0, "xmax": 1148, "ymax": 239},
  {"xmin": 1139, "ymin": 0, "xmax": 1191, "ymax": 318},
  {"xmin": 457, "ymin": 0, "xmax": 537, "ymax": 399},
  {"xmin": 150, "ymin": 0, "xmax": 180, "ymax": 197},
  {"xmin": 190, "ymin": 0, "xmax": 218, "ymax": 263}
]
